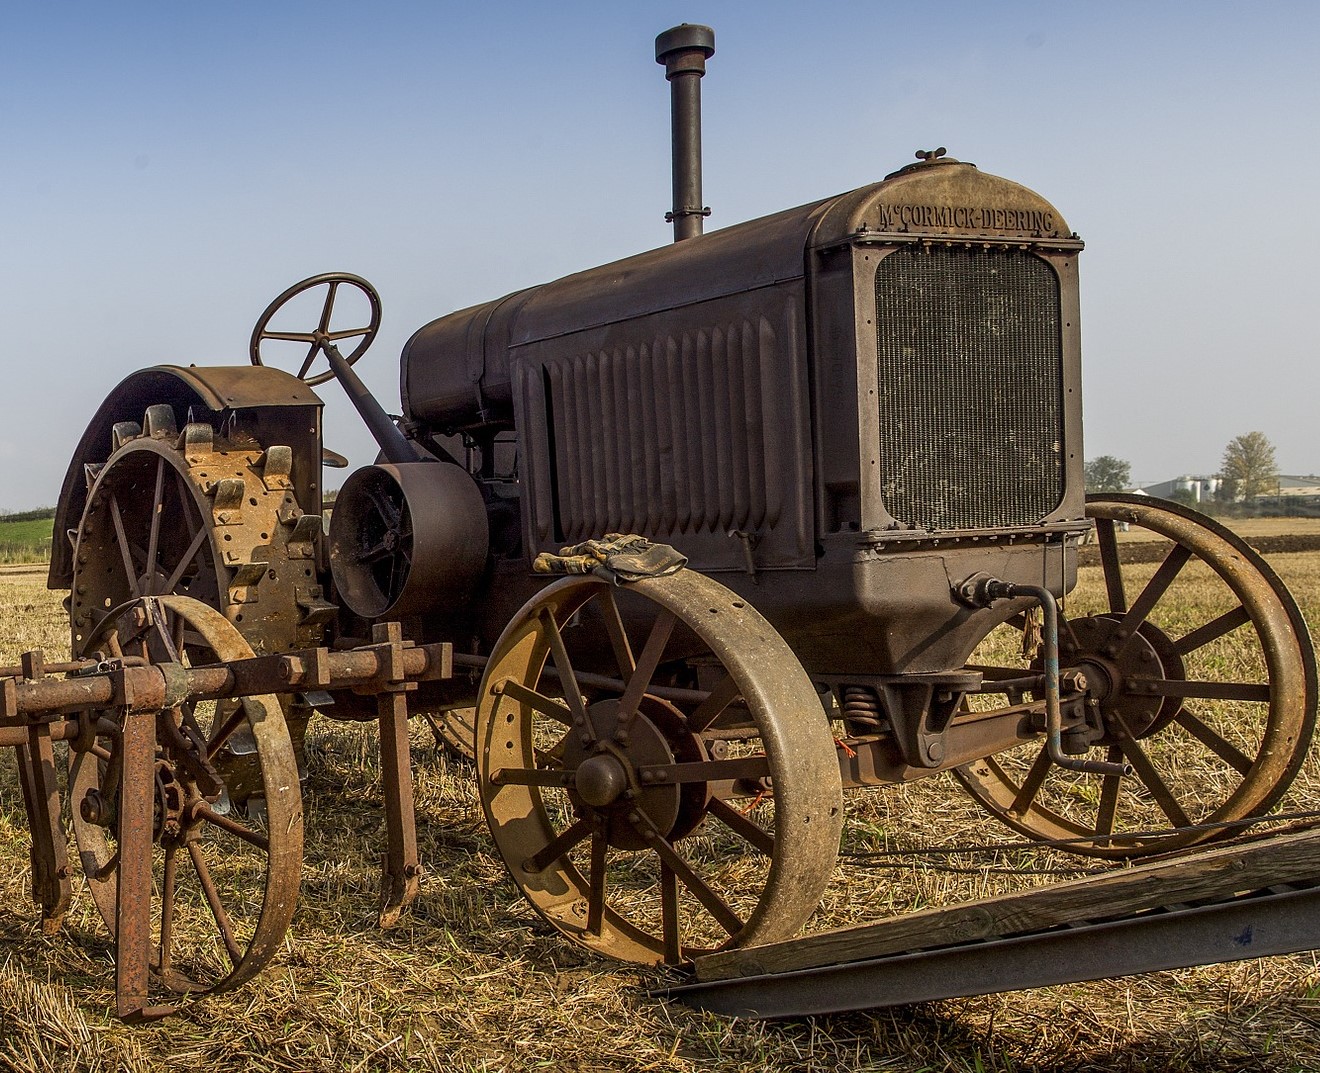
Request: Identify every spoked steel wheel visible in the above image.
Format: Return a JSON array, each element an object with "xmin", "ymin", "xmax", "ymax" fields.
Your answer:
[
  {"xmin": 70, "ymin": 408, "xmax": 326, "ymax": 659},
  {"xmin": 956, "ymin": 495, "xmax": 1316, "ymax": 858},
  {"xmin": 68, "ymin": 596, "xmax": 303, "ymax": 996},
  {"xmin": 476, "ymin": 570, "xmax": 843, "ymax": 964},
  {"xmin": 70, "ymin": 407, "xmax": 330, "ymax": 802}
]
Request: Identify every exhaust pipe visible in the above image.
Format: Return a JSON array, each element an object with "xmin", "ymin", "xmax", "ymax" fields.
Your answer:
[{"xmin": 655, "ymin": 23, "xmax": 715, "ymax": 242}]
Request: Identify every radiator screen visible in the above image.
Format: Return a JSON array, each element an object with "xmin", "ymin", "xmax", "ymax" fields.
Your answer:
[{"xmin": 874, "ymin": 246, "xmax": 1065, "ymax": 530}]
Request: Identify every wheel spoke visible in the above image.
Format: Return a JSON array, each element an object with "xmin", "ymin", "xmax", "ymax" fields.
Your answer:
[
  {"xmin": 153, "ymin": 617, "xmax": 182, "ymax": 663},
  {"xmin": 1094, "ymin": 745, "xmax": 1124, "ymax": 839},
  {"xmin": 206, "ymin": 703, "xmax": 249, "ymax": 760},
  {"xmin": 317, "ymin": 280, "xmax": 339, "ymax": 334},
  {"xmin": 389, "ymin": 546, "xmax": 410, "ymax": 596},
  {"xmin": 1095, "ymin": 518, "xmax": 1126, "ymax": 613},
  {"xmin": 1113, "ymin": 543, "xmax": 1192, "ymax": 642},
  {"xmin": 707, "ymin": 796, "xmax": 774, "ymax": 856},
  {"xmin": 355, "ymin": 539, "xmax": 394, "ymax": 565},
  {"xmin": 1175, "ymin": 605, "xmax": 1251, "ymax": 656},
  {"xmin": 195, "ymin": 803, "xmax": 271, "ymax": 851},
  {"xmin": 660, "ymin": 863, "xmax": 681, "ymax": 964},
  {"xmin": 652, "ymin": 756, "xmax": 771, "ymax": 785},
  {"xmin": 497, "ymin": 678, "xmax": 573, "ymax": 726},
  {"xmin": 366, "ymin": 486, "xmax": 402, "ymax": 527},
  {"xmin": 490, "ymin": 766, "xmax": 570, "ymax": 788},
  {"xmin": 144, "ymin": 456, "xmax": 166, "ymax": 589},
  {"xmin": 1129, "ymin": 678, "xmax": 1270, "ymax": 703},
  {"xmin": 91, "ymin": 847, "xmax": 120, "ymax": 883},
  {"xmin": 532, "ymin": 743, "xmax": 566, "ymax": 769},
  {"xmin": 187, "ymin": 842, "xmax": 243, "ymax": 966},
  {"xmin": 524, "ymin": 816, "xmax": 593, "ymax": 874},
  {"xmin": 260, "ymin": 330, "xmax": 318, "ymax": 343},
  {"xmin": 617, "ymin": 610, "xmax": 677, "ymax": 724},
  {"xmin": 1176, "ymin": 710, "xmax": 1254, "ymax": 775},
  {"xmin": 1115, "ymin": 727, "xmax": 1192, "ymax": 831},
  {"xmin": 587, "ymin": 825, "xmax": 607, "ymax": 936},
  {"xmin": 687, "ymin": 674, "xmax": 741, "ymax": 734},
  {"xmin": 644, "ymin": 823, "xmax": 743, "ymax": 938},
  {"xmin": 295, "ymin": 342, "xmax": 322, "ymax": 381},
  {"xmin": 1009, "ymin": 745, "xmax": 1053, "ymax": 815},
  {"xmin": 108, "ymin": 493, "xmax": 142, "ymax": 599},
  {"xmin": 596, "ymin": 588, "xmax": 635, "ymax": 679},
  {"xmin": 326, "ymin": 325, "xmax": 373, "ymax": 342},
  {"xmin": 539, "ymin": 610, "xmax": 593, "ymax": 735}
]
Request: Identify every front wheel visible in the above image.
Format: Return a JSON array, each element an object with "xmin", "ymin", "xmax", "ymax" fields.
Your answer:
[
  {"xmin": 956, "ymin": 495, "xmax": 1317, "ymax": 858},
  {"xmin": 475, "ymin": 570, "xmax": 843, "ymax": 964}
]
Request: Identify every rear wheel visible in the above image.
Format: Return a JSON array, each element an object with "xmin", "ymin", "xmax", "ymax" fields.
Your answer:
[{"xmin": 69, "ymin": 407, "xmax": 332, "ymax": 800}]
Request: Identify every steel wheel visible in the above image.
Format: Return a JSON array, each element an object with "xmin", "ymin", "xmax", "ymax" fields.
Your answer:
[
  {"xmin": 70, "ymin": 407, "xmax": 332, "ymax": 800},
  {"xmin": 425, "ymin": 707, "xmax": 477, "ymax": 762},
  {"xmin": 68, "ymin": 595, "xmax": 303, "ymax": 995},
  {"xmin": 476, "ymin": 570, "xmax": 843, "ymax": 964},
  {"xmin": 955, "ymin": 495, "xmax": 1316, "ymax": 858}
]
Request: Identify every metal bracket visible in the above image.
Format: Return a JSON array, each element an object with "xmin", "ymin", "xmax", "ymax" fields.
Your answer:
[{"xmin": 878, "ymin": 676, "xmax": 972, "ymax": 768}]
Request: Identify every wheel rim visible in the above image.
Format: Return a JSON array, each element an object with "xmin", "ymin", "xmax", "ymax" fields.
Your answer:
[
  {"xmin": 476, "ymin": 571, "xmax": 843, "ymax": 964},
  {"xmin": 955, "ymin": 495, "xmax": 1317, "ymax": 858},
  {"xmin": 424, "ymin": 707, "xmax": 477, "ymax": 762},
  {"xmin": 68, "ymin": 595, "xmax": 303, "ymax": 995}
]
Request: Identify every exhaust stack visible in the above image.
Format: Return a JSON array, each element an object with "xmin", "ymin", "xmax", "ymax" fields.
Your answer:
[{"xmin": 655, "ymin": 24, "xmax": 715, "ymax": 242}]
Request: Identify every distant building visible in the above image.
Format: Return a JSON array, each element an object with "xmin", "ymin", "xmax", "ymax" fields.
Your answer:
[
  {"xmin": 1137, "ymin": 475, "xmax": 1222, "ymax": 502},
  {"xmin": 1136, "ymin": 473, "xmax": 1320, "ymax": 504},
  {"xmin": 1277, "ymin": 475, "xmax": 1320, "ymax": 498}
]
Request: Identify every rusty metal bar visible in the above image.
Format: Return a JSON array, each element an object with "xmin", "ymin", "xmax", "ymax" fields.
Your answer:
[
  {"xmin": 0, "ymin": 641, "xmax": 452, "ymax": 727},
  {"xmin": 371, "ymin": 623, "xmax": 422, "ymax": 927},
  {"xmin": 115, "ymin": 707, "xmax": 159, "ymax": 1021},
  {"xmin": 18, "ymin": 721, "xmax": 71, "ymax": 930}
]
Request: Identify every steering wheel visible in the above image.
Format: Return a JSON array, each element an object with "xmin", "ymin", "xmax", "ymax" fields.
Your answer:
[{"xmin": 249, "ymin": 272, "xmax": 382, "ymax": 386}]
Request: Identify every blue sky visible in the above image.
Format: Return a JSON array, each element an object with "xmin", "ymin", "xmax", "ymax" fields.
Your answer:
[{"xmin": 3, "ymin": 1, "xmax": 1317, "ymax": 508}]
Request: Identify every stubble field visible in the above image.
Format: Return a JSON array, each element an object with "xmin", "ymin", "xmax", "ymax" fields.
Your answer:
[{"xmin": 1, "ymin": 545, "xmax": 1319, "ymax": 1073}]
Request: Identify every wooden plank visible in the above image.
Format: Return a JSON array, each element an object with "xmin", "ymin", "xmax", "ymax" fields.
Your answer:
[
  {"xmin": 675, "ymin": 884, "xmax": 1320, "ymax": 1018},
  {"xmin": 695, "ymin": 826, "xmax": 1320, "ymax": 981}
]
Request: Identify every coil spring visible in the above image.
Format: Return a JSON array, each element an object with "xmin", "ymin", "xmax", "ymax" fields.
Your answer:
[{"xmin": 841, "ymin": 685, "xmax": 887, "ymax": 731}]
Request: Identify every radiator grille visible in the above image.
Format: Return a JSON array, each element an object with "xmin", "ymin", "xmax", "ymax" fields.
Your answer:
[
  {"xmin": 874, "ymin": 246, "xmax": 1064, "ymax": 530},
  {"xmin": 542, "ymin": 319, "xmax": 784, "ymax": 543}
]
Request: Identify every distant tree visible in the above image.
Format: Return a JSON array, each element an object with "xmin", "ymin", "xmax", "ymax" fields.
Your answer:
[
  {"xmin": 1220, "ymin": 432, "xmax": 1279, "ymax": 500},
  {"xmin": 1084, "ymin": 455, "xmax": 1132, "ymax": 492}
]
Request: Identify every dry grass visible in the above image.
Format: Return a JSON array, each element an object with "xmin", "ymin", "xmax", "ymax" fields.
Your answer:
[
  {"xmin": 2, "ymin": 547, "xmax": 1320, "ymax": 1072},
  {"xmin": 1106, "ymin": 517, "xmax": 1320, "ymax": 543}
]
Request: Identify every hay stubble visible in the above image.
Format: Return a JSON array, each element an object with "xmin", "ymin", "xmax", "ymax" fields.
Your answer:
[{"xmin": 1, "ymin": 554, "xmax": 1319, "ymax": 1071}]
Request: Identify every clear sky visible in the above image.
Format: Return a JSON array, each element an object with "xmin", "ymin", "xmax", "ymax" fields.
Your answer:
[{"xmin": 2, "ymin": 1, "xmax": 1317, "ymax": 509}]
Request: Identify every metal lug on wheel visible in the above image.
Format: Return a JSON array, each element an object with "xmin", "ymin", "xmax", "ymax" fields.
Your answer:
[
  {"xmin": 111, "ymin": 421, "xmax": 142, "ymax": 451},
  {"xmin": 143, "ymin": 405, "xmax": 177, "ymax": 439}
]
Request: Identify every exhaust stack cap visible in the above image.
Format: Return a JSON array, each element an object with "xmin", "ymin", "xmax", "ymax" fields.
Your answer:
[{"xmin": 655, "ymin": 23, "xmax": 715, "ymax": 74}]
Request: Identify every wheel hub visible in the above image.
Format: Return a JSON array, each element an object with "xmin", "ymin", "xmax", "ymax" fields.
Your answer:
[
  {"xmin": 559, "ymin": 695, "xmax": 710, "ymax": 851},
  {"xmin": 1065, "ymin": 614, "xmax": 1180, "ymax": 741},
  {"xmin": 574, "ymin": 753, "xmax": 629, "ymax": 806}
]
